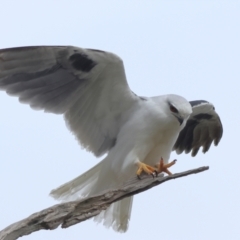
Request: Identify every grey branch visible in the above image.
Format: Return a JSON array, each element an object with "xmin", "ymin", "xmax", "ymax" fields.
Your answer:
[{"xmin": 0, "ymin": 166, "xmax": 209, "ymax": 240}]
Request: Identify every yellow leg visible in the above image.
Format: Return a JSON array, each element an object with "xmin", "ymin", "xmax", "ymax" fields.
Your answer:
[
  {"xmin": 157, "ymin": 157, "xmax": 177, "ymax": 175},
  {"xmin": 136, "ymin": 162, "xmax": 157, "ymax": 178}
]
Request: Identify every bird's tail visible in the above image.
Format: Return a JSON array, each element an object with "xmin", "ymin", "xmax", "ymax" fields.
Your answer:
[
  {"xmin": 50, "ymin": 158, "xmax": 133, "ymax": 232},
  {"xmin": 94, "ymin": 196, "xmax": 133, "ymax": 232},
  {"xmin": 50, "ymin": 160, "xmax": 104, "ymax": 201}
]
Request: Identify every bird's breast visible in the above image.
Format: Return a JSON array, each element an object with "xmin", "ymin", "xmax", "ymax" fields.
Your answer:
[{"xmin": 142, "ymin": 126, "xmax": 180, "ymax": 166}]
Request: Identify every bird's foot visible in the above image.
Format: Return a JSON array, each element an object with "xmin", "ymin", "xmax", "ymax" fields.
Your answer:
[
  {"xmin": 156, "ymin": 157, "xmax": 177, "ymax": 175},
  {"xmin": 136, "ymin": 162, "xmax": 158, "ymax": 179}
]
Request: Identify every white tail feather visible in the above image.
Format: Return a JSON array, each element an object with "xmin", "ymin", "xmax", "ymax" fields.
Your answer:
[
  {"xmin": 94, "ymin": 197, "xmax": 133, "ymax": 232},
  {"xmin": 50, "ymin": 160, "xmax": 103, "ymax": 201},
  {"xmin": 50, "ymin": 158, "xmax": 133, "ymax": 232}
]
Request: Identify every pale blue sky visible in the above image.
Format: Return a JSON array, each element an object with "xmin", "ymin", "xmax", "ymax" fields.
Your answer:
[{"xmin": 0, "ymin": 1, "xmax": 239, "ymax": 239}]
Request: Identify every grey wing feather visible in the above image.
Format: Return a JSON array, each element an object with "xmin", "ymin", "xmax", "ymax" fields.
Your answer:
[
  {"xmin": 173, "ymin": 100, "xmax": 223, "ymax": 156},
  {"xmin": 0, "ymin": 46, "xmax": 83, "ymax": 113},
  {"xmin": 0, "ymin": 46, "xmax": 137, "ymax": 156}
]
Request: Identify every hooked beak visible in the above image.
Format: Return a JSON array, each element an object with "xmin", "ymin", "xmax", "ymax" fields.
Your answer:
[{"xmin": 175, "ymin": 116, "xmax": 184, "ymax": 125}]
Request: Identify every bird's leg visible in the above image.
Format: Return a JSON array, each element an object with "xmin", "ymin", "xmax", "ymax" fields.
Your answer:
[
  {"xmin": 157, "ymin": 157, "xmax": 177, "ymax": 175},
  {"xmin": 136, "ymin": 162, "xmax": 158, "ymax": 179}
]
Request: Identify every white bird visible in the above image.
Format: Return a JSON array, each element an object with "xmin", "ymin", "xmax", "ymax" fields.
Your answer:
[{"xmin": 0, "ymin": 46, "xmax": 223, "ymax": 232}]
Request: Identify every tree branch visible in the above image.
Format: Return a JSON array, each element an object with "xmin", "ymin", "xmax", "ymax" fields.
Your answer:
[{"xmin": 0, "ymin": 166, "xmax": 209, "ymax": 240}]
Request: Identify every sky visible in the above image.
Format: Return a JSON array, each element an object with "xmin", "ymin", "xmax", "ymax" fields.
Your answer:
[{"xmin": 0, "ymin": 1, "xmax": 239, "ymax": 239}]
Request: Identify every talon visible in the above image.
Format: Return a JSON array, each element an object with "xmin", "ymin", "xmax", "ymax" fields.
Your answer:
[
  {"xmin": 152, "ymin": 170, "xmax": 158, "ymax": 177},
  {"xmin": 136, "ymin": 161, "xmax": 158, "ymax": 178},
  {"xmin": 157, "ymin": 157, "xmax": 177, "ymax": 175}
]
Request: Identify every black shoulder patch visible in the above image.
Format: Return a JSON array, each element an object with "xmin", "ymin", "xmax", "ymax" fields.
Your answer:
[
  {"xmin": 69, "ymin": 53, "xmax": 96, "ymax": 72},
  {"xmin": 190, "ymin": 100, "xmax": 208, "ymax": 107},
  {"xmin": 194, "ymin": 113, "xmax": 212, "ymax": 120}
]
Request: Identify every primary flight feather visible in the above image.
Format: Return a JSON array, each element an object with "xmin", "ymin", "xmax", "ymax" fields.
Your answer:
[{"xmin": 0, "ymin": 46, "xmax": 223, "ymax": 232}]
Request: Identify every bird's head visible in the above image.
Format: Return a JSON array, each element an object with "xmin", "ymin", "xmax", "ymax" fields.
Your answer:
[{"xmin": 166, "ymin": 94, "xmax": 192, "ymax": 127}]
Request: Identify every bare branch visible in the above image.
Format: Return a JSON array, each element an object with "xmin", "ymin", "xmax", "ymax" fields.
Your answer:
[{"xmin": 0, "ymin": 166, "xmax": 209, "ymax": 240}]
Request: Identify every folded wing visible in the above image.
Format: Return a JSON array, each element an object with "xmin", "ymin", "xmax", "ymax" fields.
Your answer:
[{"xmin": 173, "ymin": 100, "xmax": 223, "ymax": 156}]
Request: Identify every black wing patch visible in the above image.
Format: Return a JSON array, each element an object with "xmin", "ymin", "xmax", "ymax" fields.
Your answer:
[
  {"xmin": 190, "ymin": 100, "xmax": 208, "ymax": 107},
  {"xmin": 173, "ymin": 102, "xmax": 223, "ymax": 157},
  {"xmin": 0, "ymin": 47, "xmax": 92, "ymax": 113},
  {"xmin": 194, "ymin": 113, "xmax": 212, "ymax": 120},
  {"xmin": 69, "ymin": 53, "xmax": 96, "ymax": 72}
]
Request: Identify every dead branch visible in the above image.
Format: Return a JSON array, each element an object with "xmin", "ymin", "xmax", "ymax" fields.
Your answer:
[{"xmin": 0, "ymin": 166, "xmax": 209, "ymax": 240}]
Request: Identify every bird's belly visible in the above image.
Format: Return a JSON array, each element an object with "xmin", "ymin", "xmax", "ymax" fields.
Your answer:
[
  {"xmin": 143, "ymin": 131, "xmax": 178, "ymax": 166},
  {"xmin": 143, "ymin": 144, "xmax": 170, "ymax": 166}
]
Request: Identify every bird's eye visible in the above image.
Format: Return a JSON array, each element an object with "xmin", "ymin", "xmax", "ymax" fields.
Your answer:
[{"xmin": 170, "ymin": 105, "xmax": 178, "ymax": 113}]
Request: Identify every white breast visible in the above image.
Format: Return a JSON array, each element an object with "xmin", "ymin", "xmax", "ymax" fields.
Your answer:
[
  {"xmin": 106, "ymin": 98, "xmax": 182, "ymax": 183},
  {"xmin": 143, "ymin": 127, "xmax": 180, "ymax": 166}
]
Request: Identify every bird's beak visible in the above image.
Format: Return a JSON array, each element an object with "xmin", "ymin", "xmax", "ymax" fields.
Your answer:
[{"xmin": 175, "ymin": 116, "xmax": 184, "ymax": 125}]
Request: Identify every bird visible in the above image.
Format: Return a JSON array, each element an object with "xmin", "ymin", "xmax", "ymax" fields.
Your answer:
[{"xmin": 0, "ymin": 46, "xmax": 223, "ymax": 232}]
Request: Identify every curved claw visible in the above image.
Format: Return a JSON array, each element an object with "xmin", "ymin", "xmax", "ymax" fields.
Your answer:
[
  {"xmin": 151, "ymin": 170, "xmax": 158, "ymax": 178},
  {"xmin": 136, "ymin": 161, "xmax": 157, "ymax": 179},
  {"xmin": 157, "ymin": 157, "xmax": 177, "ymax": 175}
]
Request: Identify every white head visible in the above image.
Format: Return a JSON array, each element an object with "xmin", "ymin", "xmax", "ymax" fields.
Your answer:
[
  {"xmin": 153, "ymin": 94, "xmax": 192, "ymax": 127},
  {"xmin": 166, "ymin": 94, "xmax": 192, "ymax": 126}
]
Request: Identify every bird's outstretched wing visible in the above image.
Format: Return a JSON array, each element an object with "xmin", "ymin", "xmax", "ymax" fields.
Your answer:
[
  {"xmin": 173, "ymin": 100, "xmax": 223, "ymax": 156},
  {"xmin": 0, "ymin": 46, "xmax": 138, "ymax": 156}
]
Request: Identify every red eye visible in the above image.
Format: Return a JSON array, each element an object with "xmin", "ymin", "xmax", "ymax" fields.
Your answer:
[{"xmin": 170, "ymin": 105, "xmax": 178, "ymax": 113}]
